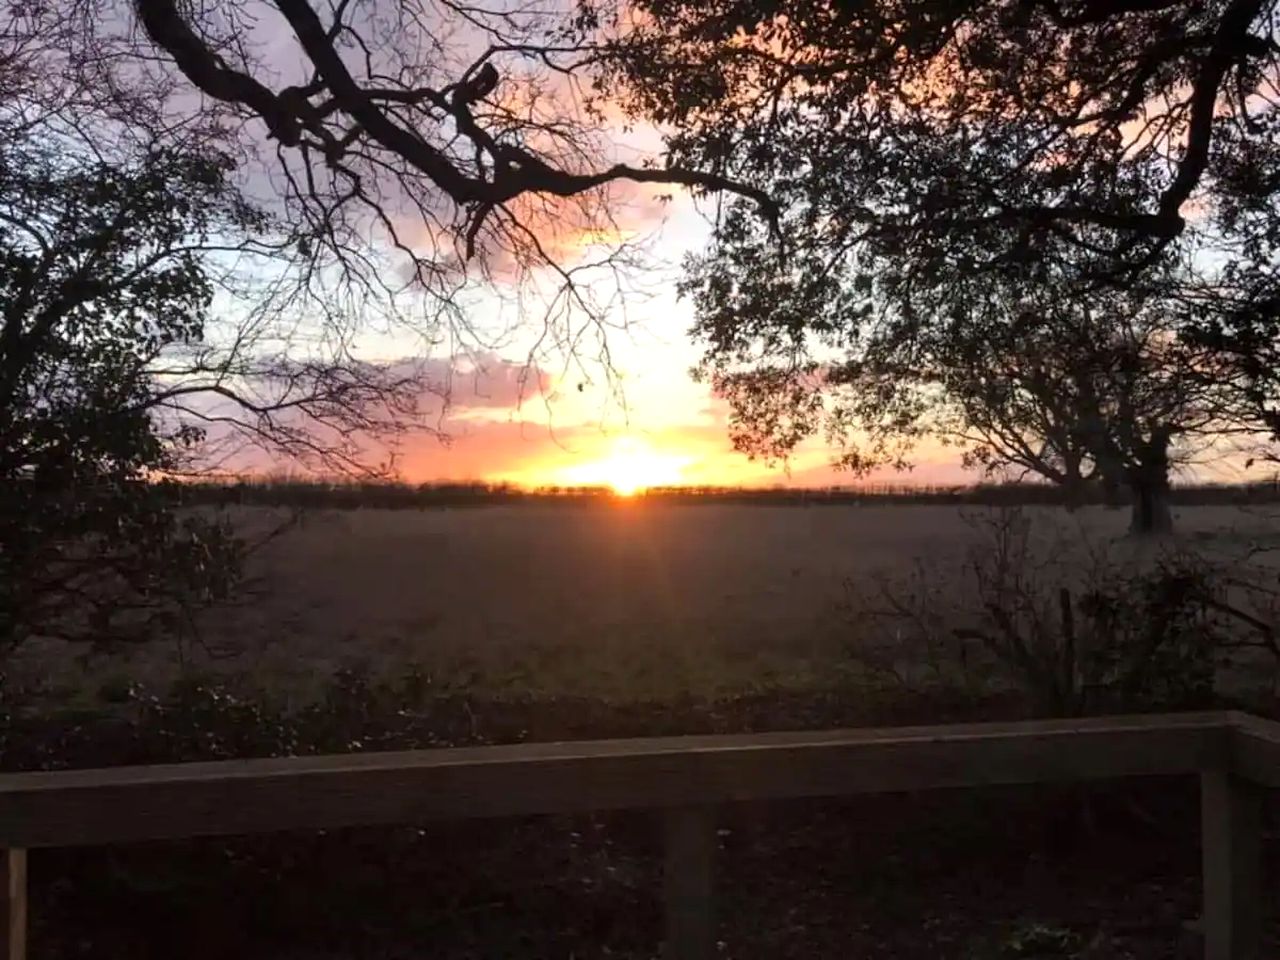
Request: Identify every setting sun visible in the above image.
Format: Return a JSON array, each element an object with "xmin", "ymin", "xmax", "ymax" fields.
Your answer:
[{"xmin": 559, "ymin": 436, "xmax": 690, "ymax": 495}]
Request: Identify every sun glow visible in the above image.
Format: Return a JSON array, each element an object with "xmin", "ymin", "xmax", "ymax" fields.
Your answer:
[{"xmin": 559, "ymin": 437, "xmax": 691, "ymax": 495}]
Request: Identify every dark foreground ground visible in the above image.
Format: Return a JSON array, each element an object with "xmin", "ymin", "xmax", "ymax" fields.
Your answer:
[{"xmin": 5, "ymin": 685, "xmax": 1279, "ymax": 959}]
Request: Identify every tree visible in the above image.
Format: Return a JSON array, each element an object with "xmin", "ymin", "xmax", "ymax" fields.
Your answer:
[
  {"xmin": 1177, "ymin": 261, "xmax": 1280, "ymax": 457},
  {"xmin": 0, "ymin": 131, "xmax": 422, "ymax": 650},
  {"xmin": 0, "ymin": 145, "xmax": 242, "ymax": 649},
  {"xmin": 108, "ymin": 0, "xmax": 778, "ymax": 378},
  {"xmin": 698, "ymin": 257, "xmax": 1244, "ymax": 532},
  {"xmin": 610, "ymin": 0, "xmax": 1280, "ymax": 277},
  {"xmin": 0, "ymin": 4, "xmax": 450, "ymax": 652},
  {"xmin": 131, "ymin": 0, "xmax": 774, "ymax": 238},
  {"xmin": 601, "ymin": 0, "xmax": 1280, "ymax": 519},
  {"xmin": 826, "ymin": 277, "xmax": 1245, "ymax": 532}
]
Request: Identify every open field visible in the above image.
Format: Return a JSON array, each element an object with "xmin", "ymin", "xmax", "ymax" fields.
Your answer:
[{"xmin": 13, "ymin": 501, "xmax": 1280, "ymax": 707}]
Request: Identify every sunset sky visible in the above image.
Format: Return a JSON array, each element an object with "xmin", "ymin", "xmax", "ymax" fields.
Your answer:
[
  {"xmin": 178, "ymin": 7, "xmax": 998, "ymax": 491},
  {"xmin": 382, "ymin": 186, "xmax": 980, "ymax": 491}
]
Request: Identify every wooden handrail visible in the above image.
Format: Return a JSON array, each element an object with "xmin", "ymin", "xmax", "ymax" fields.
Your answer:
[
  {"xmin": 0, "ymin": 710, "xmax": 1274, "ymax": 960},
  {"xmin": 0, "ymin": 712, "xmax": 1237, "ymax": 847}
]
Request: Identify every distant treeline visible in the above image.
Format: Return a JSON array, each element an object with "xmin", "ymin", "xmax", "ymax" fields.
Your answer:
[{"xmin": 169, "ymin": 478, "xmax": 1280, "ymax": 510}]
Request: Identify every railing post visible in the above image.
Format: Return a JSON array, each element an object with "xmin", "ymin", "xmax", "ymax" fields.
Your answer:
[
  {"xmin": 1201, "ymin": 771, "xmax": 1261, "ymax": 960},
  {"xmin": 663, "ymin": 805, "xmax": 716, "ymax": 960},
  {"xmin": 2, "ymin": 848, "xmax": 26, "ymax": 960}
]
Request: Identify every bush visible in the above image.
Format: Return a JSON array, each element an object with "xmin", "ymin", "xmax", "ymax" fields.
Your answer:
[{"xmin": 843, "ymin": 508, "xmax": 1276, "ymax": 716}]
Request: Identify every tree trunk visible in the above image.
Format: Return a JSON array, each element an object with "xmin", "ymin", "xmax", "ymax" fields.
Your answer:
[
  {"xmin": 1062, "ymin": 477, "xmax": 1085, "ymax": 512},
  {"xmin": 1128, "ymin": 426, "xmax": 1174, "ymax": 535},
  {"xmin": 1129, "ymin": 476, "xmax": 1173, "ymax": 535}
]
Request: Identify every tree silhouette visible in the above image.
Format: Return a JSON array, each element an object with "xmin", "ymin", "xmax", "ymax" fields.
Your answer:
[
  {"xmin": 0, "ymin": 147, "xmax": 253, "ymax": 649},
  {"xmin": 834, "ymin": 281, "xmax": 1243, "ymax": 532},
  {"xmin": 117, "ymin": 0, "xmax": 779, "ymax": 378},
  {"xmin": 610, "ymin": 0, "xmax": 1278, "ymax": 275},
  {"xmin": 0, "ymin": 0, "xmax": 789, "ymax": 439},
  {"xmin": 604, "ymin": 0, "xmax": 1280, "ymax": 519}
]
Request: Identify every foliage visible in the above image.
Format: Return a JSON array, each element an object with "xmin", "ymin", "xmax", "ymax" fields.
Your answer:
[
  {"xmin": 0, "ymin": 145, "xmax": 258, "ymax": 650},
  {"xmin": 612, "ymin": 0, "xmax": 1280, "ymax": 276},
  {"xmin": 966, "ymin": 921, "xmax": 1083, "ymax": 960},
  {"xmin": 790, "ymin": 270, "xmax": 1235, "ymax": 531},
  {"xmin": 843, "ymin": 509, "xmax": 1275, "ymax": 716},
  {"xmin": 604, "ymin": 0, "xmax": 1280, "ymax": 495}
]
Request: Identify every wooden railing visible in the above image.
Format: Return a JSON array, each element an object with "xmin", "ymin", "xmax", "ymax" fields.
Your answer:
[{"xmin": 0, "ymin": 710, "xmax": 1277, "ymax": 960}]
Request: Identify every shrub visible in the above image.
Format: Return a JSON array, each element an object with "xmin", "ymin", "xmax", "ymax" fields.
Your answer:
[{"xmin": 844, "ymin": 508, "xmax": 1275, "ymax": 716}]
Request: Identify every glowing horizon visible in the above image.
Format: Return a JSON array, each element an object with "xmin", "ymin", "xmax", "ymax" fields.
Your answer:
[{"xmin": 544, "ymin": 436, "xmax": 692, "ymax": 494}]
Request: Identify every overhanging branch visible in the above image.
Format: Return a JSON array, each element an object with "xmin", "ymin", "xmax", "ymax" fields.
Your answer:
[{"xmin": 134, "ymin": 0, "xmax": 779, "ymax": 254}]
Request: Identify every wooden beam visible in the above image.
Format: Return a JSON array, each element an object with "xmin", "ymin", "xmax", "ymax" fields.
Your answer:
[
  {"xmin": 663, "ymin": 807, "xmax": 716, "ymax": 960},
  {"xmin": 2, "ymin": 849, "xmax": 25, "ymax": 960},
  {"xmin": 0, "ymin": 713, "xmax": 1233, "ymax": 849},
  {"xmin": 1201, "ymin": 771, "xmax": 1261, "ymax": 960},
  {"xmin": 1227, "ymin": 712, "xmax": 1280, "ymax": 788}
]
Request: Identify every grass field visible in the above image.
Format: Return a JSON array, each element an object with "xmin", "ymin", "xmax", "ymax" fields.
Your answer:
[{"xmin": 13, "ymin": 501, "xmax": 1279, "ymax": 707}]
